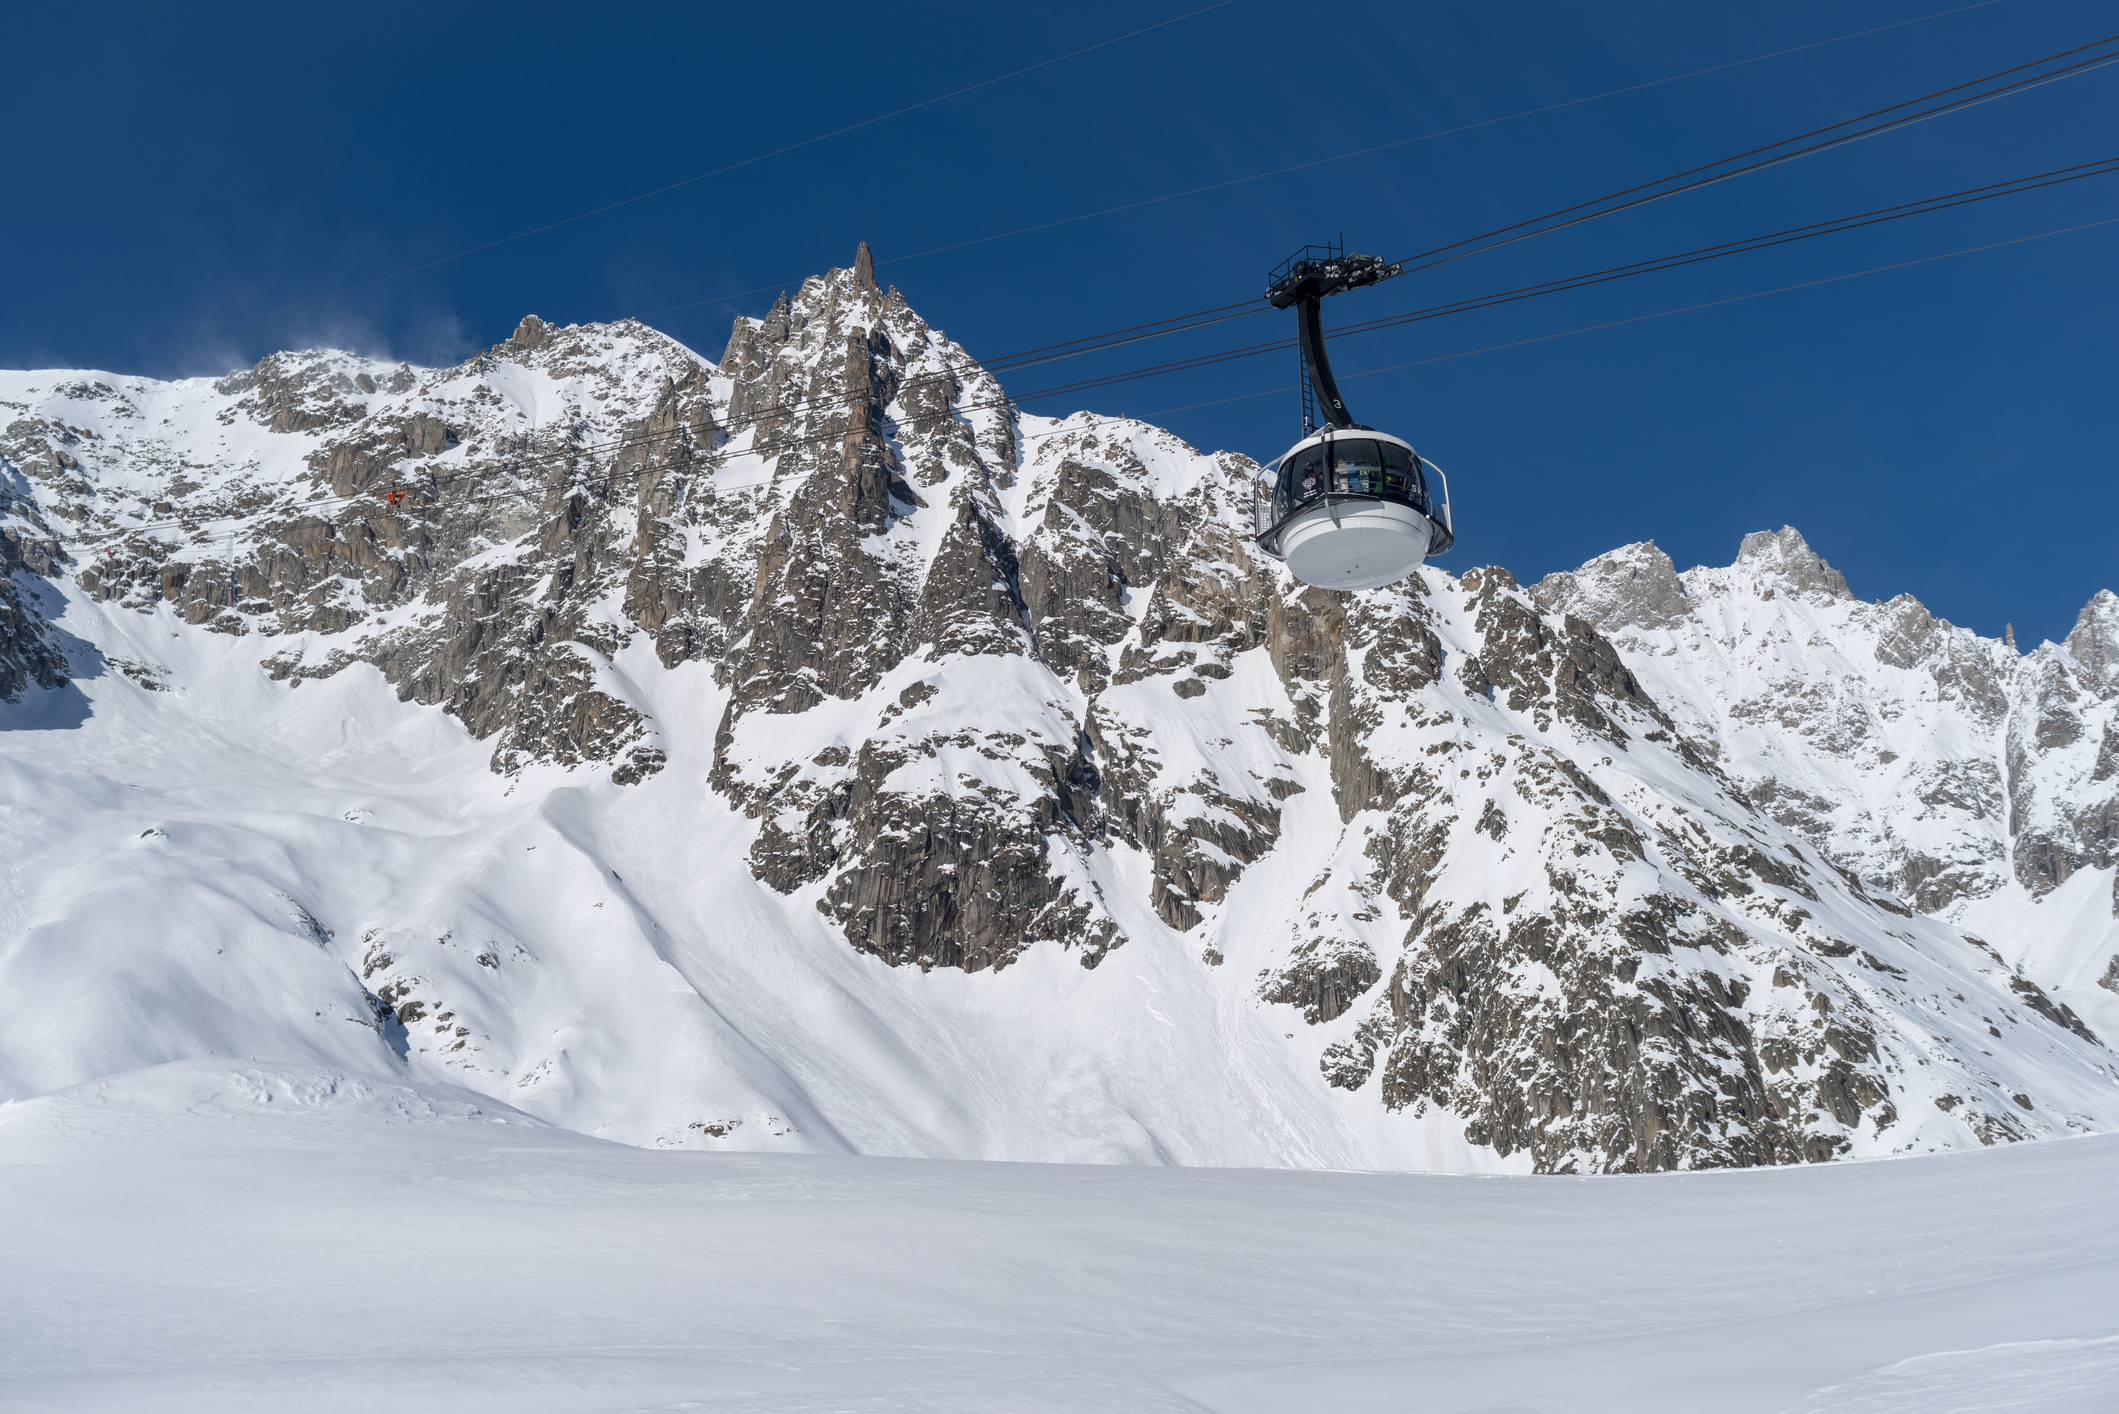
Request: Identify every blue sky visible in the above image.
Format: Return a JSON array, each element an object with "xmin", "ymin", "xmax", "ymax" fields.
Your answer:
[{"xmin": 5, "ymin": 0, "xmax": 2113, "ymax": 643}]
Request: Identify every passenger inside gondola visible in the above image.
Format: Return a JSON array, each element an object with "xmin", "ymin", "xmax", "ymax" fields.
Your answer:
[
  {"xmin": 1270, "ymin": 435, "xmax": 1436, "ymax": 530},
  {"xmin": 1333, "ymin": 438, "xmax": 1384, "ymax": 496},
  {"xmin": 1277, "ymin": 443, "xmax": 1328, "ymax": 521}
]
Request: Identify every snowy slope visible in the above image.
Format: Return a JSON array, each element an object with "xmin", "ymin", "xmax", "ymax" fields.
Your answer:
[
  {"xmin": 0, "ymin": 587, "xmax": 1429, "ymax": 1167},
  {"xmin": 2, "ymin": 1058, "xmax": 2116, "ymax": 1413},
  {"xmin": 2, "ymin": 246, "xmax": 2116, "ymax": 1174},
  {"xmin": 1534, "ymin": 532, "xmax": 2119, "ymax": 1082}
]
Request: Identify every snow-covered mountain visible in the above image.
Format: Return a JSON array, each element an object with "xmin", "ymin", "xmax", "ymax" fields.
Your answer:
[
  {"xmin": 4, "ymin": 244, "xmax": 2115, "ymax": 1172},
  {"xmin": 1533, "ymin": 534, "xmax": 2119, "ymax": 1032}
]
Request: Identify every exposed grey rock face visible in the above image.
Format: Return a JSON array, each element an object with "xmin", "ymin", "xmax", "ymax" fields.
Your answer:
[
  {"xmin": 7, "ymin": 252, "xmax": 2114, "ymax": 1173},
  {"xmin": 700, "ymin": 263, "xmax": 1123, "ymax": 972},
  {"xmin": 0, "ymin": 486, "xmax": 70, "ymax": 702},
  {"xmin": 2066, "ymin": 589, "xmax": 2119, "ymax": 690},
  {"xmin": 2009, "ymin": 592, "xmax": 2119, "ymax": 893},
  {"xmin": 1529, "ymin": 539, "xmax": 1691, "ymax": 633},
  {"xmin": 1735, "ymin": 524, "xmax": 1852, "ymax": 603},
  {"xmin": 1534, "ymin": 528, "xmax": 2116, "ymax": 909},
  {"xmin": 1272, "ymin": 566, "xmax": 1912, "ymax": 1171}
]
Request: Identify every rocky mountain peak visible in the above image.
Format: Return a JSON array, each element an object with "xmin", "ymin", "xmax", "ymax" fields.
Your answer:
[
  {"xmin": 1730, "ymin": 525, "xmax": 1851, "ymax": 602},
  {"xmin": 507, "ymin": 314, "xmax": 554, "ymax": 352},
  {"xmin": 1529, "ymin": 539, "xmax": 1690, "ymax": 633},
  {"xmin": 206, "ymin": 347, "xmax": 417, "ymax": 434},
  {"xmin": 2064, "ymin": 588, "xmax": 2119, "ymax": 693}
]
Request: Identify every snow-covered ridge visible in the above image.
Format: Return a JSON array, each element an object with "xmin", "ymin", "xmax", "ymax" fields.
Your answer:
[
  {"xmin": 2, "ymin": 246, "xmax": 2115, "ymax": 1173},
  {"xmin": 1532, "ymin": 530, "xmax": 2118, "ymax": 1034}
]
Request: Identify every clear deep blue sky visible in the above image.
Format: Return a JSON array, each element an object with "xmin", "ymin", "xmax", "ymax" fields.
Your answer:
[{"xmin": 5, "ymin": 1, "xmax": 2113, "ymax": 643}]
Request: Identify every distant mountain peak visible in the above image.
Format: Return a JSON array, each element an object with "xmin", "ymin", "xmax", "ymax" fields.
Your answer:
[
  {"xmin": 1731, "ymin": 524, "xmax": 1851, "ymax": 601},
  {"xmin": 1529, "ymin": 539, "xmax": 1689, "ymax": 632},
  {"xmin": 2065, "ymin": 587, "xmax": 2119, "ymax": 690}
]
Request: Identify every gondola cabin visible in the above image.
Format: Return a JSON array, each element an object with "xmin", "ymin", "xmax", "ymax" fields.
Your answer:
[
  {"xmin": 1255, "ymin": 428, "xmax": 1453, "ymax": 591},
  {"xmin": 1249, "ymin": 242, "xmax": 1458, "ymax": 592}
]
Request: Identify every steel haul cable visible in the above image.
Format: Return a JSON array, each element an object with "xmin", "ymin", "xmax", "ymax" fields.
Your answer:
[
  {"xmin": 974, "ymin": 155, "xmax": 2119, "ymax": 404},
  {"xmin": 23, "ymin": 29, "xmax": 2116, "ymax": 445},
  {"xmin": 0, "ymin": 0, "xmax": 2011, "ymax": 405},
  {"xmin": 660, "ymin": 25, "xmax": 2119, "ymax": 406},
  {"xmin": 14, "ymin": 15, "xmax": 2098, "ymax": 427},
  {"xmin": 632, "ymin": 0, "xmax": 2015, "ymax": 320},
  {"xmin": 60, "ymin": 150, "xmax": 2119, "ymax": 553},
  {"xmin": 1385, "ymin": 31, "xmax": 2119, "ymax": 274},
  {"xmin": 622, "ymin": 33, "xmax": 2119, "ymax": 429}
]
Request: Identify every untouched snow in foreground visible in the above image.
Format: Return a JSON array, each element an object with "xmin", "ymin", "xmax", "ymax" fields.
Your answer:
[{"xmin": 4, "ymin": 1060, "xmax": 2116, "ymax": 1413}]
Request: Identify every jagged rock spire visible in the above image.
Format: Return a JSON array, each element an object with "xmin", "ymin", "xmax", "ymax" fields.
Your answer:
[
  {"xmin": 762, "ymin": 292, "xmax": 791, "ymax": 345},
  {"xmin": 2065, "ymin": 588, "xmax": 2119, "ymax": 689},
  {"xmin": 853, "ymin": 241, "xmax": 878, "ymax": 293},
  {"xmin": 509, "ymin": 315, "xmax": 552, "ymax": 352},
  {"xmin": 1529, "ymin": 540, "xmax": 1690, "ymax": 633}
]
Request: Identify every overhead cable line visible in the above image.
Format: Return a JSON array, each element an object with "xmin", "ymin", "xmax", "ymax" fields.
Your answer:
[
  {"xmin": 637, "ymin": 30, "xmax": 2119, "ymax": 427},
  {"xmin": 1383, "ymin": 30, "xmax": 2119, "ymax": 275},
  {"xmin": 1149, "ymin": 214, "xmax": 2119, "ymax": 419},
  {"xmin": 22, "ymin": 20, "xmax": 2099, "ymax": 435},
  {"xmin": 830, "ymin": 33, "xmax": 2119, "ymax": 415},
  {"xmin": 630, "ymin": 0, "xmax": 2015, "ymax": 321},
  {"xmin": 68, "ymin": 165, "xmax": 2118, "ymax": 550},
  {"xmin": 1008, "ymin": 153, "xmax": 2119, "ymax": 402}
]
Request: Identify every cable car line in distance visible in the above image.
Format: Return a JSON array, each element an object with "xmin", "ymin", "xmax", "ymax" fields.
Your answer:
[
  {"xmin": 997, "ymin": 152, "xmax": 2119, "ymax": 406},
  {"xmin": 628, "ymin": 36, "xmax": 2119, "ymax": 433},
  {"xmin": 74, "ymin": 199, "xmax": 2114, "ymax": 558},
  {"xmin": 1381, "ymin": 30, "xmax": 2119, "ymax": 279},
  {"xmin": 68, "ymin": 147, "xmax": 2119, "ymax": 553},
  {"xmin": 23, "ymin": 19, "xmax": 2095, "ymax": 437},
  {"xmin": 628, "ymin": 0, "xmax": 2014, "ymax": 326},
  {"xmin": 829, "ymin": 34, "xmax": 2119, "ymax": 400}
]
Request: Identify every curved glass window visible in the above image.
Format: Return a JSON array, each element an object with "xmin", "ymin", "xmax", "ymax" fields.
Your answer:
[
  {"xmin": 1273, "ymin": 443, "xmax": 1328, "ymax": 523},
  {"xmin": 1386, "ymin": 441, "xmax": 1428, "ymax": 511},
  {"xmin": 1269, "ymin": 438, "xmax": 1429, "ymax": 534},
  {"xmin": 1330, "ymin": 439, "xmax": 1427, "ymax": 510},
  {"xmin": 1331, "ymin": 439, "xmax": 1385, "ymax": 496}
]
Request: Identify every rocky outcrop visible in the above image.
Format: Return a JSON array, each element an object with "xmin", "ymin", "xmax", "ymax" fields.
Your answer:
[
  {"xmin": 1734, "ymin": 525, "xmax": 1851, "ymax": 603},
  {"xmin": 1529, "ymin": 539, "xmax": 1691, "ymax": 633},
  {"xmin": 2009, "ymin": 592, "xmax": 2119, "ymax": 892},
  {"xmin": 0, "ymin": 477, "xmax": 70, "ymax": 702},
  {"xmin": 1276, "ymin": 567, "xmax": 1926, "ymax": 1172},
  {"xmin": 1534, "ymin": 527, "xmax": 2115, "ymax": 908}
]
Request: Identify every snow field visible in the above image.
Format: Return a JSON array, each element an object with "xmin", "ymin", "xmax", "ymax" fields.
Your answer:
[{"xmin": 2, "ymin": 1058, "xmax": 2116, "ymax": 1413}]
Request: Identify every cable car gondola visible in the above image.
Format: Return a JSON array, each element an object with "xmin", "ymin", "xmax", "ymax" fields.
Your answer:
[{"xmin": 1252, "ymin": 244, "xmax": 1453, "ymax": 591}]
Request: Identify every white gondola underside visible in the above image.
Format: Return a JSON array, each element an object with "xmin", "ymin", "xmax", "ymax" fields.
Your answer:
[{"xmin": 1277, "ymin": 498, "xmax": 1436, "ymax": 591}]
